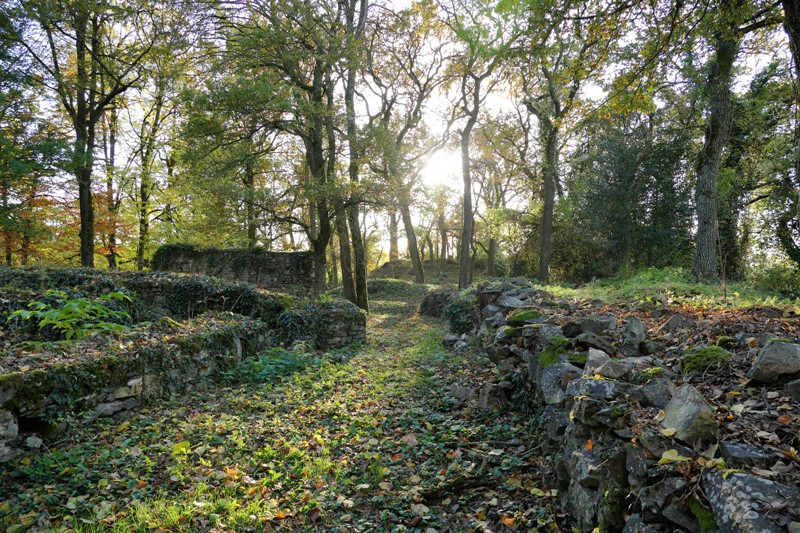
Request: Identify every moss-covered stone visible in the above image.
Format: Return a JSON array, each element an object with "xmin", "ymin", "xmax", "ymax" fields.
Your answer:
[
  {"xmin": 567, "ymin": 352, "xmax": 588, "ymax": 366},
  {"xmin": 505, "ymin": 308, "xmax": 544, "ymax": 326},
  {"xmin": 681, "ymin": 345, "xmax": 732, "ymax": 374},
  {"xmin": 715, "ymin": 336, "xmax": 736, "ymax": 349},
  {"xmin": 689, "ymin": 499, "xmax": 719, "ymax": 533},
  {"xmin": 539, "ymin": 336, "xmax": 571, "ymax": 367},
  {"xmin": 497, "ymin": 325, "xmax": 520, "ymax": 340}
]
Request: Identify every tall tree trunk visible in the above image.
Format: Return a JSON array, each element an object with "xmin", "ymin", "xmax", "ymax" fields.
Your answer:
[
  {"xmin": 2, "ymin": 186, "xmax": 10, "ymax": 266},
  {"xmin": 103, "ymin": 106, "xmax": 118, "ymax": 269},
  {"xmin": 538, "ymin": 124, "xmax": 558, "ymax": 283},
  {"xmin": 400, "ymin": 201, "xmax": 425, "ymax": 283},
  {"xmin": 344, "ymin": 0, "xmax": 369, "ymax": 312},
  {"xmin": 692, "ymin": 35, "xmax": 738, "ymax": 281},
  {"xmin": 781, "ymin": 0, "xmax": 800, "ymax": 266},
  {"xmin": 388, "ymin": 210, "xmax": 399, "ymax": 262},
  {"xmin": 244, "ymin": 159, "xmax": 257, "ymax": 247},
  {"xmin": 337, "ymin": 208, "xmax": 355, "ymax": 302},
  {"xmin": 439, "ymin": 224, "xmax": 447, "ymax": 277},
  {"xmin": 487, "ymin": 237, "xmax": 497, "ymax": 276},
  {"xmin": 136, "ymin": 173, "xmax": 150, "ymax": 271},
  {"xmin": 459, "ymin": 126, "xmax": 476, "ymax": 289}
]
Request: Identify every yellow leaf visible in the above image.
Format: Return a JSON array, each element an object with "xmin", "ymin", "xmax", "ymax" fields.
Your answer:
[
  {"xmin": 661, "ymin": 427, "xmax": 677, "ymax": 437},
  {"xmin": 658, "ymin": 449, "xmax": 691, "ymax": 465}
]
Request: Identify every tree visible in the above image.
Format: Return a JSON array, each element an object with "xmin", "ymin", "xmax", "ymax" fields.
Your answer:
[
  {"xmin": 690, "ymin": 2, "xmax": 781, "ymax": 280},
  {"xmin": 515, "ymin": 0, "xmax": 630, "ymax": 283},
  {"xmin": 364, "ymin": 0, "xmax": 450, "ymax": 284},
  {"xmin": 13, "ymin": 0, "xmax": 160, "ymax": 267},
  {"xmin": 441, "ymin": 0, "xmax": 520, "ymax": 289}
]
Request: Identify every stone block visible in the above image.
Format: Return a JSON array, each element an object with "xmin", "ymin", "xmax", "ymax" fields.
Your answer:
[
  {"xmin": 702, "ymin": 469, "xmax": 799, "ymax": 533},
  {"xmin": 662, "ymin": 384, "xmax": 718, "ymax": 444},
  {"xmin": 748, "ymin": 340, "xmax": 800, "ymax": 384}
]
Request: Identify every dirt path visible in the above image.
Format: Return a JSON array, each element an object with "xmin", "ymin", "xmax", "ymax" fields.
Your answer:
[{"xmin": 1, "ymin": 282, "xmax": 562, "ymax": 532}]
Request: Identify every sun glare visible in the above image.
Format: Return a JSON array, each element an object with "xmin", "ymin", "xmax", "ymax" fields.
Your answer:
[{"xmin": 421, "ymin": 150, "xmax": 461, "ymax": 190}]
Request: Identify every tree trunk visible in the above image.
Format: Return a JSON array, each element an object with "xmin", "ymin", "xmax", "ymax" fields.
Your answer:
[
  {"xmin": 459, "ymin": 128, "xmax": 475, "ymax": 289},
  {"xmin": 337, "ymin": 208, "xmax": 355, "ymax": 302},
  {"xmin": 692, "ymin": 35, "xmax": 738, "ymax": 281},
  {"xmin": 487, "ymin": 237, "xmax": 497, "ymax": 276},
  {"xmin": 781, "ymin": 0, "xmax": 800, "ymax": 267},
  {"xmin": 388, "ymin": 210, "xmax": 399, "ymax": 262},
  {"xmin": 136, "ymin": 174, "xmax": 150, "ymax": 271},
  {"xmin": 103, "ymin": 106, "xmax": 118, "ymax": 269},
  {"xmin": 400, "ymin": 201, "xmax": 425, "ymax": 283},
  {"xmin": 538, "ymin": 124, "xmax": 558, "ymax": 283},
  {"xmin": 244, "ymin": 160, "xmax": 257, "ymax": 247},
  {"xmin": 344, "ymin": 0, "xmax": 369, "ymax": 312}
]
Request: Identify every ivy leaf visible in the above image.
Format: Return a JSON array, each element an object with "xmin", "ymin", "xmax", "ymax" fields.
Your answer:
[
  {"xmin": 658, "ymin": 449, "xmax": 691, "ymax": 465},
  {"xmin": 171, "ymin": 441, "xmax": 191, "ymax": 456}
]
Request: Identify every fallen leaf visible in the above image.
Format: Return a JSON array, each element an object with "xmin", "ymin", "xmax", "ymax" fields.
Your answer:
[
  {"xmin": 660, "ymin": 428, "xmax": 677, "ymax": 437},
  {"xmin": 502, "ymin": 515, "xmax": 516, "ymax": 527},
  {"xmin": 586, "ymin": 439, "xmax": 593, "ymax": 451},
  {"xmin": 400, "ymin": 433, "xmax": 419, "ymax": 446},
  {"xmin": 658, "ymin": 449, "xmax": 691, "ymax": 465}
]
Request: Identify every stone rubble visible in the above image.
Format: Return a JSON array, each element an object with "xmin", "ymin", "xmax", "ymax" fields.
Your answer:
[{"xmin": 442, "ymin": 279, "xmax": 800, "ymax": 532}]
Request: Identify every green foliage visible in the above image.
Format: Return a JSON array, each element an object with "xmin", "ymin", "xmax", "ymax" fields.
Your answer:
[
  {"xmin": 555, "ymin": 112, "xmax": 693, "ymax": 282},
  {"xmin": 681, "ymin": 345, "xmax": 732, "ymax": 374},
  {"xmin": 7, "ymin": 289, "xmax": 132, "ymax": 340},
  {"xmin": 539, "ymin": 267, "xmax": 799, "ymax": 310},
  {"xmin": 223, "ymin": 346, "xmax": 320, "ymax": 384},
  {"xmin": 748, "ymin": 262, "xmax": 800, "ymax": 298},
  {"xmin": 442, "ymin": 291, "xmax": 477, "ymax": 334}
]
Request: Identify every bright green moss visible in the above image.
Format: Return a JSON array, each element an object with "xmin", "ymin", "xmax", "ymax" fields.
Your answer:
[
  {"xmin": 505, "ymin": 308, "xmax": 543, "ymax": 325},
  {"xmin": 539, "ymin": 336, "xmax": 571, "ymax": 367},
  {"xmin": 689, "ymin": 500, "xmax": 719, "ymax": 533},
  {"xmin": 681, "ymin": 345, "xmax": 732, "ymax": 374}
]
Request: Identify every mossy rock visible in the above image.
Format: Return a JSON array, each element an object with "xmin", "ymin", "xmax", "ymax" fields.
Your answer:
[
  {"xmin": 689, "ymin": 499, "xmax": 718, "ymax": 533},
  {"xmin": 681, "ymin": 345, "xmax": 732, "ymax": 374},
  {"xmin": 715, "ymin": 336, "xmax": 736, "ymax": 349},
  {"xmin": 567, "ymin": 352, "xmax": 588, "ymax": 366},
  {"xmin": 505, "ymin": 308, "xmax": 544, "ymax": 326},
  {"xmin": 539, "ymin": 336, "xmax": 572, "ymax": 367},
  {"xmin": 497, "ymin": 325, "xmax": 520, "ymax": 340}
]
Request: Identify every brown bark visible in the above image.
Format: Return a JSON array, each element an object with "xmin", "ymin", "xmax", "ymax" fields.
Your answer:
[
  {"xmin": 388, "ymin": 210, "xmax": 399, "ymax": 263},
  {"xmin": 539, "ymin": 124, "xmax": 558, "ymax": 283},
  {"xmin": 692, "ymin": 35, "xmax": 738, "ymax": 281},
  {"xmin": 400, "ymin": 201, "xmax": 425, "ymax": 283}
]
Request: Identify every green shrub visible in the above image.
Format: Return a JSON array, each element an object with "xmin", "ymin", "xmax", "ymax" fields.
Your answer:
[
  {"xmin": 443, "ymin": 294, "xmax": 477, "ymax": 335},
  {"xmin": 7, "ymin": 289, "xmax": 132, "ymax": 341},
  {"xmin": 223, "ymin": 346, "xmax": 320, "ymax": 384}
]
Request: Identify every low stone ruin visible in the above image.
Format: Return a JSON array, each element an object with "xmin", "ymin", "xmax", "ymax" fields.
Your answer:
[
  {"xmin": 151, "ymin": 244, "xmax": 315, "ymax": 294},
  {"xmin": 431, "ymin": 279, "xmax": 800, "ymax": 532},
  {"xmin": 0, "ymin": 267, "xmax": 366, "ymax": 464}
]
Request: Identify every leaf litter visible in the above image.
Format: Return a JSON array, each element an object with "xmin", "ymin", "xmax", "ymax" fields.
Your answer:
[{"xmin": 0, "ymin": 283, "xmax": 566, "ymax": 532}]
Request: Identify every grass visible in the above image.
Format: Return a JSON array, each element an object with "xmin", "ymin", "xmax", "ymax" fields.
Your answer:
[
  {"xmin": 1, "ymin": 279, "xmax": 562, "ymax": 532},
  {"xmin": 537, "ymin": 267, "xmax": 798, "ymax": 310}
]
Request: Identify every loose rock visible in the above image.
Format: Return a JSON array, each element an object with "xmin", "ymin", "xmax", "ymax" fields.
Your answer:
[
  {"xmin": 661, "ymin": 384, "xmax": 718, "ymax": 444},
  {"xmin": 747, "ymin": 340, "xmax": 800, "ymax": 384}
]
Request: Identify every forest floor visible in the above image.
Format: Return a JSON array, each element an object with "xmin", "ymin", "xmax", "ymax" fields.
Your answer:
[{"xmin": 0, "ymin": 281, "xmax": 566, "ymax": 532}]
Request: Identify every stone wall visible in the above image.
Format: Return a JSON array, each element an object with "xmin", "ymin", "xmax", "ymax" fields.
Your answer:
[
  {"xmin": 151, "ymin": 244, "xmax": 315, "ymax": 294},
  {"xmin": 1, "ymin": 317, "xmax": 271, "ymax": 463},
  {"xmin": 455, "ymin": 280, "xmax": 800, "ymax": 532}
]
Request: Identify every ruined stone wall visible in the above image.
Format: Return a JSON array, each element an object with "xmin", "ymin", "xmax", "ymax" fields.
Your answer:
[{"xmin": 151, "ymin": 244, "xmax": 315, "ymax": 294}]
